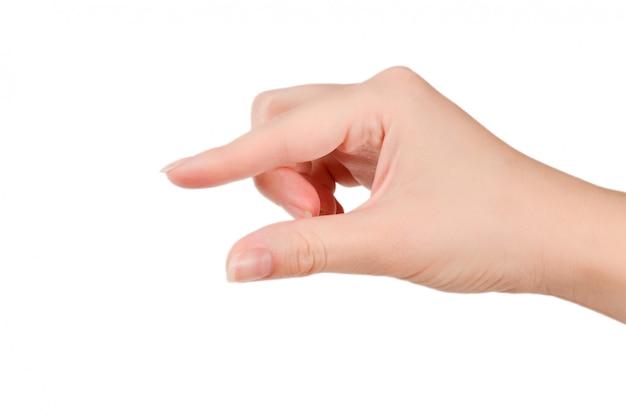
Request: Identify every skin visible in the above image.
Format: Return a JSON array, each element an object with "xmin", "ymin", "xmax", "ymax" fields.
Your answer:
[{"xmin": 163, "ymin": 66, "xmax": 626, "ymax": 323}]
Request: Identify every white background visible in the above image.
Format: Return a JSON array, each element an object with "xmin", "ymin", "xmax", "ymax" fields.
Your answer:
[{"xmin": 1, "ymin": 0, "xmax": 625, "ymax": 417}]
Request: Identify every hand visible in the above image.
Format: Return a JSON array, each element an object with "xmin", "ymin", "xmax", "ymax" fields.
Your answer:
[{"xmin": 163, "ymin": 66, "xmax": 626, "ymax": 321}]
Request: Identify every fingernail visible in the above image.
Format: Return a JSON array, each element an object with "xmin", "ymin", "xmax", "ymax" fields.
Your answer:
[
  {"xmin": 160, "ymin": 157, "xmax": 191, "ymax": 173},
  {"xmin": 283, "ymin": 204, "xmax": 313, "ymax": 219},
  {"xmin": 227, "ymin": 248, "xmax": 274, "ymax": 283}
]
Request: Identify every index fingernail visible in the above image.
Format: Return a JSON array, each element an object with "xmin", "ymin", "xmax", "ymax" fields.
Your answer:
[{"xmin": 160, "ymin": 157, "xmax": 191, "ymax": 173}]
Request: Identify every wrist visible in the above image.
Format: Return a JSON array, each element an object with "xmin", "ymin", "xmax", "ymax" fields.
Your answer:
[{"xmin": 541, "ymin": 177, "xmax": 626, "ymax": 323}]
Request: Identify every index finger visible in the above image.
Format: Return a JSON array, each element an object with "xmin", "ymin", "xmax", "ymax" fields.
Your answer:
[{"xmin": 164, "ymin": 85, "xmax": 364, "ymax": 189}]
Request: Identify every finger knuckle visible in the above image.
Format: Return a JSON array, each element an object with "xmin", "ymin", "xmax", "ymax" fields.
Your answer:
[
  {"xmin": 251, "ymin": 90, "xmax": 281, "ymax": 126},
  {"xmin": 369, "ymin": 66, "xmax": 428, "ymax": 92},
  {"xmin": 292, "ymin": 231, "xmax": 327, "ymax": 276}
]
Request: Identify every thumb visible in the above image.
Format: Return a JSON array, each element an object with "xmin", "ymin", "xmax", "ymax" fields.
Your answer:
[{"xmin": 226, "ymin": 210, "xmax": 388, "ymax": 282}]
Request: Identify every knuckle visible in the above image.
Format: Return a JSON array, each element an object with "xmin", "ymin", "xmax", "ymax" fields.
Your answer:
[
  {"xmin": 292, "ymin": 231, "xmax": 327, "ymax": 276},
  {"xmin": 378, "ymin": 65, "xmax": 418, "ymax": 80},
  {"xmin": 369, "ymin": 65, "xmax": 427, "ymax": 91},
  {"xmin": 251, "ymin": 90, "xmax": 281, "ymax": 127},
  {"xmin": 363, "ymin": 66, "xmax": 433, "ymax": 114}
]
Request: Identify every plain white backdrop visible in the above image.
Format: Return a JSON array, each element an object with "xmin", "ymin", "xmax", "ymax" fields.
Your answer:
[{"xmin": 1, "ymin": 1, "xmax": 625, "ymax": 417}]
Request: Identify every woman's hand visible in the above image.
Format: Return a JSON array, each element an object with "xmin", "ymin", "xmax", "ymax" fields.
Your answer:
[{"xmin": 163, "ymin": 66, "xmax": 626, "ymax": 322}]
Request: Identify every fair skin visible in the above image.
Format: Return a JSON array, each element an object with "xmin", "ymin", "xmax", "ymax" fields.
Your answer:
[{"xmin": 162, "ymin": 66, "xmax": 626, "ymax": 323}]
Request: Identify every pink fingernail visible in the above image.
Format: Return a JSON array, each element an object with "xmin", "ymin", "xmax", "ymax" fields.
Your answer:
[
  {"xmin": 227, "ymin": 249, "xmax": 274, "ymax": 283},
  {"xmin": 160, "ymin": 157, "xmax": 191, "ymax": 173}
]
